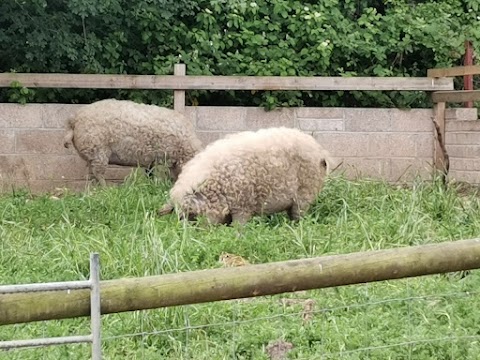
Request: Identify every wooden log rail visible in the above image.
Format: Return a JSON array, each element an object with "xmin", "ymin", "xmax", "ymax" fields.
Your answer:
[{"xmin": 1, "ymin": 238, "xmax": 480, "ymax": 325}]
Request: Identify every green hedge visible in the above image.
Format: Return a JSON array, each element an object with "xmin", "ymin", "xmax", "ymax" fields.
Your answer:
[{"xmin": 1, "ymin": 0, "xmax": 478, "ymax": 107}]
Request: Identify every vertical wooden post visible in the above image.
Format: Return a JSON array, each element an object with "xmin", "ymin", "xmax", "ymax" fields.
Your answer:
[
  {"xmin": 174, "ymin": 63, "xmax": 186, "ymax": 113},
  {"xmin": 464, "ymin": 40, "xmax": 474, "ymax": 108},
  {"xmin": 433, "ymin": 102, "xmax": 448, "ymax": 176}
]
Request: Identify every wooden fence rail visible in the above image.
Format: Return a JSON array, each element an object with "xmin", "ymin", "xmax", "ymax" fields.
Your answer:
[
  {"xmin": 432, "ymin": 90, "xmax": 480, "ymax": 103},
  {"xmin": 427, "ymin": 65, "xmax": 480, "ymax": 78},
  {"xmin": 0, "ymin": 64, "xmax": 455, "ymax": 113},
  {"xmin": 1, "ymin": 238, "xmax": 480, "ymax": 326},
  {"xmin": 0, "ymin": 73, "xmax": 453, "ymax": 91},
  {"xmin": 428, "ymin": 65, "xmax": 480, "ymax": 104}
]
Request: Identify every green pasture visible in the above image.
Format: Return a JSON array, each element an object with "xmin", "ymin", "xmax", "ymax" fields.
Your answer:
[{"xmin": 1, "ymin": 172, "xmax": 480, "ymax": 359}]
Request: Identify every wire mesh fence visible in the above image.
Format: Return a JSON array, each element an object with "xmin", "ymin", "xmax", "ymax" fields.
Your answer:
[
  {"xmin": 2, "ymin": 275, "xmax": 479, "ymax": 359},
  {"xmin": 97, "ymin": 284, "xmax": 480, "ymax": 359}
]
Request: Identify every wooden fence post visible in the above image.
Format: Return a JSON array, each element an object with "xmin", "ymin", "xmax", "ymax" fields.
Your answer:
[
  {"xmin": 433, "ymin": 101, "xmax": 448, "ymax": 180},
  {"xmin": 174, "ymin": 63, "xmax": 186, "ymax": 113}
]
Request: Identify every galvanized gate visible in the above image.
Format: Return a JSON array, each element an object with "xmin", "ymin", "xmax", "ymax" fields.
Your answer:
[{"xmin": 0, "ymin": 253, "xmax": 102, "ymax": 359}]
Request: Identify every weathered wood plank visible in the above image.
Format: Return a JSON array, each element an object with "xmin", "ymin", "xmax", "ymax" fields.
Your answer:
[
  {"xmin": 1, "ymin": 238, "xmax": 480, "ymax": 325},
  {"xmin": 0, "ymin": 73, "xmax": 454, "ymax": 91},
  {"xmin": 427, "ymin": 65, "xmax": 480, "ymax": 78},
  {"xmin": 432, "ymin": 90, "xmax": 480, "ymax": 103}
]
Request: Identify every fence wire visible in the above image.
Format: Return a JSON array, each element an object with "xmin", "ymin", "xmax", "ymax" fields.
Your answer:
[
  {"xmin": 98, "ymin": 285, "xmax": 479, "ymax": 359},
  {"xmin": 2, "ymin": 279, "xmax": 479, "ymax": 359}
]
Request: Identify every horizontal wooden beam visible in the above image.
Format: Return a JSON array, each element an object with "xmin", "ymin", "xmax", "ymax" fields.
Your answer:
[
  {"xmin": 1, "ymin": 237, "xmax": 480, "ymax": 325},
  {"xmin": 432, "ymin": 90, "xmax": 480, "ymax": 103},
  {"xmin": 428, "ymin": 65, "xmax": 480, "ymax": 78},
  {"xmin": 0, "ymin": 73, "xmax": 454, "ymax": 91}
]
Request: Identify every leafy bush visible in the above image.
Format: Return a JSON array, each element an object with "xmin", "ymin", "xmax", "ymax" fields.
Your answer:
[{"xmin": 0, "ymin": 0, "xmax": 478, "ymax": 107}]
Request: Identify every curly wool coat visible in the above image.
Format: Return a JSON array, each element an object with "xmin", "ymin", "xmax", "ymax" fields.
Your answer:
[
  {"xmin": 159, "ymin": 127, "xmax": 333, "ymax": 224},
  {"xmin": 63, "ymin": 99, "xmax": 203, "ymax": 185}
]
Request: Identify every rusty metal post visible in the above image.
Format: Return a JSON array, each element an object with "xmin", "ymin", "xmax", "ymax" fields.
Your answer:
[{"xmin": 464, "ymin": 40, "xmax": 474, "ymax": 108}]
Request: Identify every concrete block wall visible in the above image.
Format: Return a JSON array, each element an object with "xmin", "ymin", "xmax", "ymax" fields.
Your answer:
[
  {"xmin": 192, "ymin": 106, "xmax": 455, "ymax": 182},
  {"xmin": 0, "ymin": 103, "xmax": 478, "ymax": 193},
  {"xmin": 446, "ymin": 109, "xmax": 480, "ymax": 184}
]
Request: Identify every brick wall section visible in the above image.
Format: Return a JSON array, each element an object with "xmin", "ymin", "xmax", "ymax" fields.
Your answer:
[{"xmin": 0, "ymin": 104, "xmax": 478, "ymax": 193}]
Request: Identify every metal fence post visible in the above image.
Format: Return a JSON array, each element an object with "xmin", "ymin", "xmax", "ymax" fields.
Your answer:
[
  {"xmin": 90, "ymin": 253, "xmax": 102, "ymax": 360},
  {"xmin": 0, "ymin": 253, "xmax": 102, "ymax": 359}
]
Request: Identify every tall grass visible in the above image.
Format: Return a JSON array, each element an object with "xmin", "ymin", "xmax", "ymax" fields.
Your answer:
[{"xmin": 1, "ymin": 172, "xmax": 480, "ymax": 359}]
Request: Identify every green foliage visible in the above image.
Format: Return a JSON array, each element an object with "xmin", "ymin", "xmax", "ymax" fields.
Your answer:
[
  {"xmin": 0, "ymin": 0, "xmax": 478, "ymax": 107},
  {"xmin": 7, "ymin": 80, "xmax": 36, "ymax": 104},
  {"xmin": 1, "ymin": 174, "xmax": 480, "ymax": 358}
]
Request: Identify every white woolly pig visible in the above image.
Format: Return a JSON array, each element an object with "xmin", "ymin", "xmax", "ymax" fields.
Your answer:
[
  {"xmin": 158, "ymin": 127, "xmax": 333, "ymax": 225},
  {"xmin": 63, "ymin": 99, "xmax": 203, "ymax": 186}
]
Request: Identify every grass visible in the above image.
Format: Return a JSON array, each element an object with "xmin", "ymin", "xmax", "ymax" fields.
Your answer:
[{"xmin": 1, "ymin": 171, "xmax": 480, "ymax": 359}]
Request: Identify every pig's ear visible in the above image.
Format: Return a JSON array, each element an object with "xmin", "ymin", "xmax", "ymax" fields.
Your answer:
[{"xmin": 194, "ymin": 191, "xmax": 207, "ymax": 202}]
